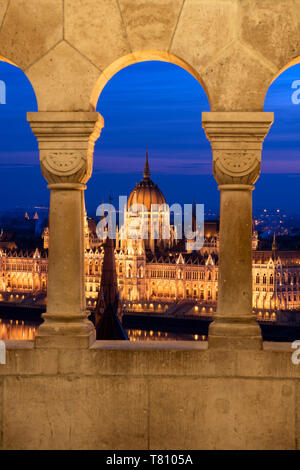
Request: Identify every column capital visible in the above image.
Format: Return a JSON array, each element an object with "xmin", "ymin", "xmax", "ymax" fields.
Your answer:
[
  {"xmin": 202, "ymin": 112, "xmax": 273, "ymax": 185},
  {"xmin": 27, "ymin": 111, "xmax": 104, "ymax": 185}
]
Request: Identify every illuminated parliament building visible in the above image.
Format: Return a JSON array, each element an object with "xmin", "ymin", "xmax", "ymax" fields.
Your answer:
[{"xmin": 0, "ymin": 154, "xmax": 300, "ymax": 321}]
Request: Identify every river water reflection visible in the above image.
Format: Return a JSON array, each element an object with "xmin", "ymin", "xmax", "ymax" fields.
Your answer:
[{"xmin": 0, "ymin": 318, "xmax": 206, "ymax": 342}]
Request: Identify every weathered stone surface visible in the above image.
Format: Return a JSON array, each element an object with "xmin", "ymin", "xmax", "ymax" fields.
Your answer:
[
  {"xmin": 295, "ymin": 381, "xmax": 300, "ymax": 449},
  {"xmin": 0, "ymin": 345, "xmax": 299, "ymax": 449},
  {"xmin": 119, "ymin": 0, "xmax": 183, "ymax": 51},
  {"xmin": 171, "ymin": 0, "xmax": 237, "ymax": 72},
  {"xmin": 240, "ymin": 0, "xmax": 300, "ymax": 70},
  {"xmin": 58, "ymin": 347, "xmax": 236, "ymax": 377},
  {"xmin": 3, "ymin": 376, "xmax": 148, "ymax": 449},
  {"xmin": 202, "ymin": 112, "xmax": 273, "ymax": 349},
  {"xmin": 202, "ymin": 112, "xmax": 274, "ymax": 185},
  {"xmin": 27, "ymin": 42, "xmax": 100, "ymax": 111},
  {"xmin": 27, "ymin": 112, "xmax": 103, "ymax": 347},
  {"xmin": 149, "ymin": 377, "xmax": 295, "ymax": 449},
  {"xmin": 0, "ymin": 348, "xmax": 58, "ymax": 376},
  {"xmin": 0, "ymin": 1, "xmax": 9, "ymax": 29},
  {"xmin": 236, "ymin": 349, "xmax": 300, "ymax": 378},
  {"xmin": 203, "ymin": 42, "xmax": 275, "ymax": 111},
  {"xmin": 65, "ymin": 0, "xmax": 130, "ymax": 70},
  {"xmin": 0, "ymin": 0, "xmax": 300, "ymax": 451},
  {"xmin": 0, "ymin": 378, "xmax": 2, "ymax": 450},
  {"xmin": 0, "ymin": 0, "xmax": 63, "ymax": 69}
]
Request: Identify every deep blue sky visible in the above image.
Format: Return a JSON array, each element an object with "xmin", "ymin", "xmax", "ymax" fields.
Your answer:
[{"xmin": 0, "ymin": 60, "xmax": 299, "ymax": 215}]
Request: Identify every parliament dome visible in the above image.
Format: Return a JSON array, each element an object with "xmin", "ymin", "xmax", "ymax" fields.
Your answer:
[{"xmin": 127, "ymin": 152, "xmax": 166, "ymax": 212}]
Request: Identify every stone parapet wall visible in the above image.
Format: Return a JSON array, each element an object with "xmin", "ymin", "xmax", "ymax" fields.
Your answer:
[{"xmin": 0, "ymin": 341, "xmax": 299, "ymax": 450}]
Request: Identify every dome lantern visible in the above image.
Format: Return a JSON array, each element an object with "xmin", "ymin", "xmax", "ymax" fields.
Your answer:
[
  {"xmin": 127, "ymin": 151, "xmax": 166, "ymax": 212},
  {"xmin": 143, "ymin": 150, "xmax": 150, "ymax": 179}
]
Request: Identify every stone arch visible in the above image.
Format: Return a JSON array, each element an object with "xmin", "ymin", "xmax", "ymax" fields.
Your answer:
[
  {"xmin": 90, "ymin": 50, "xmax": 211, "ymax": 111},
  {"xmin": 0, "ymin": 55, "xmax": 38, "ymax": 109},
  {"xmin": 0, "ymin": 55, "xmax": 17, "ymax": 67},
  {"xmin": 267, "ymin": 56, "xmax": 300, "ymax": 91}
]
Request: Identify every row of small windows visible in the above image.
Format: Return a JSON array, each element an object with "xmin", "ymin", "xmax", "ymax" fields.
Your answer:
[
  {"xmin": 150, "ymin": 270, "xmax": 176, "ymax": 279},
  {"xmin": 5, "ymin": 264, "xmax": 45, "ymax": 272},
  {"xmin": 255, "ymin": 273, "xmax": 300, "ymax": 285},
  {"xmin": 6, "ymin": 279, "xmax": 47, "ymax": 289},
  {"xmin": 149, "ymin": 270, "xmax": 217, "ymax": 281},
  {"xmin": 86, "ymin": 284, "xmax": 100, "ymax": 292},
  {"xmin": 185, "ymin": 271, "xmax": 217, "ymax": 281},
  {"xmin": 88, "ymin": 262, "xmax": 100, "ymax": 275},
  {"xmin": 150, "ymin": 285, "xmax": 217, "ymax": 300},
  {"xmin": 256, "ymin": 274, "xmax": 274, "ymax": 284},
  {"xmin": 255, "ymin": 291, "xmax": 300, "ymax": 302}
]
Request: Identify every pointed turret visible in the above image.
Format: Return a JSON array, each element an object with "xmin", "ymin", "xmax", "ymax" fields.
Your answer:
[
  {"xmin": 192, "ymin": 200, "xmax": 196, "ymax": 233},
  {"xmin": 272, "ymin": 232, "xmax": 277, "ymax": 251},
  {"xmin": 143, "ymin": 149, "xmax": 150, "ymax": 179},
  {"xmin": 95, "ymin": 233, "xmax": 128, "ymax": 340},
  {"xmin": 272, "ymin": 232, "xmax": 277, "ymax": 260}
]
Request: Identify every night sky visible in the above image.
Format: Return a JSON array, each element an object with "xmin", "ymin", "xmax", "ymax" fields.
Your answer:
[{"xmin": 0, "ymin": 59, "xmax": 299, "ymax": 216}]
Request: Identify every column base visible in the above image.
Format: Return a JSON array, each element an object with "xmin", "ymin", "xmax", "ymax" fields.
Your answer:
[
  {"xmin": 35, "ymin": 312, "xmax": 96, "ymax": 349},
  {"xmin": 208, "ymin": 315, "xmax": 262, "ymax": 350}
]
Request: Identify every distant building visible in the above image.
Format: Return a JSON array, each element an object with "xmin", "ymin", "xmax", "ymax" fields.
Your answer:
[{"xmin": 0, "ymin": 153, "xmax": 299, "ymax": 321}]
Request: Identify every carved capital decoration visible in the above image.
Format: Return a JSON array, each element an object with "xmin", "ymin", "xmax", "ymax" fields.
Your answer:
[
  {"xmin": 27, "ymin": 112, "xmax": 104, "ymax": 185},
  {"xmin": 202, "ymin": 112, "xmax": 274, "ymax": 185}
]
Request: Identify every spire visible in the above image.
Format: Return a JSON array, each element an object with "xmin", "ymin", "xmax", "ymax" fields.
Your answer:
[
  {"xmin": 143, "ymin": 148, "xmax": 150, "ymax": 179},
  {"xmin": 95, "ymin": 232, "xmax": 128, "ymax": 340},
  {"xmin": 272, "ymin": 232, "xmax": 277, "ymax": 252},
  {"xmin": 192, "ymin": 200, "xmax": 196, "ymax": 233}
]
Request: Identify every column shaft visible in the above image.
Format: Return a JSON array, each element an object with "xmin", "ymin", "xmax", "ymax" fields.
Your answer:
[
  {"xmin": 202, "ymin": 112, "xmax": 274, "ymax": 349},
  {"xmin": 28, "ymin": 111, "xmax": 104, "ymax": 348},
  {"xmin": 37, "ymin": 184, "xmax": 95, "ymax": 348},
  {"xmin": 47, "ymin": 185, "xmax": 85, "ymax": 315},
  {"xmin": 218, "ymin": 185, "xmax": 253, "ymax": 318}
]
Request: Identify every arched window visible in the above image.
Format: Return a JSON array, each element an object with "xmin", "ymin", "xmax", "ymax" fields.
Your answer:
[
  {"xmin": 256, "ymin": 274, "xmax": 260, "ymax": 284},
  {"xmin": 263, "ymin": 274, "xmax": 267, "ymax": 284}
]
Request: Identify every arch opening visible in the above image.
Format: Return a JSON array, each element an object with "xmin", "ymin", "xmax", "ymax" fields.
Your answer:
[
  {"xmin": 90, "ymin": 50, "xmax": 211, "ymax": 111},
  {"xmin": 85, "ymin": 56, "xmax": 220, "ymax": 340},
  {"xmin": 87, "ymin": 58, "xmax": 213, "ymax": 217},
  {"xmin": 0, "ymin": 58, "xmax": 44, "ymax": 209},
  {"xmin": 260, "ymin": 57, "xmax": 300, "ymax": 224}
]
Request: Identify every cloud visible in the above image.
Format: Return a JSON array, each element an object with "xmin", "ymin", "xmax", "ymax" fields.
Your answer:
[
  {"xmin": 262, "ymin": 159, "xmax": 300, "ymax": 173},
  {"xmin": 93, "ymin": 154, "xmax": 212, "ymax": 175}
]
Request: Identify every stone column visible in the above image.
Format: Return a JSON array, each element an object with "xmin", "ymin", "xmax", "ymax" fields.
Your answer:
[
  {"xmin": 202, "ymin": 112, "xmax": 273, "ymax": 349},
  {"xmin": 27, "ymin": 112, "xmax": 104, "ymax": 348}
]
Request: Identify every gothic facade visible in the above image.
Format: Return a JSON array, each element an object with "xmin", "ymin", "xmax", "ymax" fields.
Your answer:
[{"xmin": 0, "ymin": 158, "xmax": 300, "ymax": 320}]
